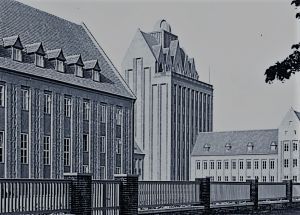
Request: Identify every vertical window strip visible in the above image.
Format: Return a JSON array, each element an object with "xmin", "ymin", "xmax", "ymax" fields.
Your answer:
[
  {"xmin": 100, "ymin": 136, "xmax": 106, "ymax": 153},
  {"xmin": 21, "ymin": 89, "xmax": 29, "ymax": 110},
  {"xmin": 0, "ymin": 85, "xmax": 4, "ymax": 106},
  {"xmin": 43, "ymin": 136, "xmax": 50, "ymax": 165},
  {"xmin": 44, "ymin": 93, "xmax": 51, "ymax": 114},
  {"xmin": 116, "ymin": 139, "xmax": 122, "ymax": 154},
  {"xmin": 83, "ymin": 101, "xmax": 89, "ymax": 120},
  {"xmin": 35, "ymin": 54, "xmax": 44, "ymax": 67},
  {"xmin": 76, "ymin": 65, "xmax": 83, "ymax": 77},
  {"xmin": 0, "ymin": 132, "xmax": 3, "ymax": 162},
  {"xmin": 83, "ymin": 134, "xmax": 89, "ymax": 152},
  {"xmin": 64, "ymin": 97, "xmax": 71, "ymax": 117},
  {"xmin": 116, "ymin": 109, "xmax": 122, "ymax": 125},
  {"xmin": 101, "ymin": 105, "xmax": 106, "ymax": 123},
  {"xmin": 21, "ymin": 134, "xmax": 28, "ymax": 164},
  {"xmin": 64, "ymin": 138, "xmax": 70, "ymax": 166}
]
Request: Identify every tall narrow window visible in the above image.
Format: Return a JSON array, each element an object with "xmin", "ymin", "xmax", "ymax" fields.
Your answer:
[
  {"xmin": 196, "ymin": 161, "xmax": 201, "ymax": 170},
  {"xmin": 0, "ymin": 85, "xmax": 4, "ymax": 107},
  {"xmin": 64, "ymin": 138, "xmax": 70, "ymax": 166},
  {"xmin": 263, "ymin": 176, "xmax": 266, "ymax": 182},
  {"xmin": 217, "ymin": 161, "xmax": 221, "ymax": 169},
  {"xmin": 225, "ymin": 161, "xmax": 229, "ymax": 169},
  {"xmin": 232, "ymin": 161, "xmax": 236, "ymax": 169},
  {"xmin": 116, "ymin": 139, "xmax": 122, "ymax": 154},
  {"xmin": 83, "ymin": 134, "xmax": 89, "ymax": 152},
  {"xmin": 100, "ymin": 166, "xmax": 105, "ymax": 179},
  {"xmin": 101, "ymin": 105, "xmax": 106, "ymax": 123},
  {"xmin": 293, "ymin": 159, "xmax": 297, "ymax": 167},
  {"xmin": 270, "ymin": 160, "xmax": 274, "ymax": 169},
  {"xmin": 284, "ymin": 142, "xmax": 289, "ymax": 151},
  {"xmin": 240, "ymin": 176, "xmax": 243, "ymax": 182},
  {"xmin": 254, "ymin": 160, "xmax": 259, "ymax": 169},
  {"xmin": 12, "ymin": 48, "xmax": 22, "ymax": 62},
  {"xmin": 293, "ymin": 142, "xmax": 298, "ymax": 151},
  {"xmin": 21, "ymin": 89, "xmax": 29, "ymax": 110},
  {"xmin": 0, "ymin": 132, "xmax": 3, "ymax": 163},
  {"xmin": 116, "ymin": 167, "xmax": 121, "ymax": 174},
  {"xmin": 83, "ymin": 101, "xmax": 89, "ymax": 120},
  {"xmin": 56, "ymin": 59, "xmax": 64, "ymax": 72},
  {"xmin": 232, "ymin": 176, "xmax": 236, "ymax": 181},
  {"xmin": 239, "ymin": 161, "xmax": 243, "ymax": 169},
  {"xmin": 43, "ymin": 136, "xmax": 50, "ymax": 165},
  {"xmin": 44, "ymin": 93, "xmax": 51, "ymax": 114},
  {"xmin": 270, "ymin": 176, "xmax": 274, "ymax": 182},
  {"xmin": 35, "ymin": 54, "xmax": 44, "ymax": 67},
  {"xmin": 293, "ymin": 176, "xmax": 297, "ymax": 182},
  {"xmin": 21, "ymin": 134, "xmax": 28, "ymax": 164},
  {"xmin": 284, "ymin": 159, "xmax": 289, "ymax": 168},
  {"xmin": 218, "ymin": 176, "xmax": 221, "ymax": 181},
  {"xmin": 116, "ymin": 109, "xmax": 122, "ymax": 125},
  {"xmin": 75, "ymin": 65, "xmax": 83, "ymax": 77},
  {"xmin": 64, "ymin": 97, "xmax": 71, "ymax": 117},
  {"xmin": 262, "ymin": 160, "xmax": 267, "ymax": 169},
  {"xmin": 225, "ymin": 176, "xmax": 228, "ymax": 181},
  {"xmin": 93, "ymin": 70, "xmax": 100, "ymax": 82},
  {"xmin": 203, "ymin": 161, "xmax": 207, "ymax": 170},
  {"xmin": 247, "ymin": 161, "xmax": 251, "ymax": 169},
  {"xmin": 100, "ymin": 136, "xmax": 106, "ymax": 153},
  {"xmin": 210, "ymin": 161, "xmax": 214, "ymax": 169}
]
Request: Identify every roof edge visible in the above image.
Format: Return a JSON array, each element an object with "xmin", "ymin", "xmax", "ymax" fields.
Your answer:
[{"xmin": 81, "ymin": 22, "xmax": 136, "ymax": 100}]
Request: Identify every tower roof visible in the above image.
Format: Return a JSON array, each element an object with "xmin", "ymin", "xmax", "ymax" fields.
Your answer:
[{"xmin": 153, "ymin": 19, "xmax": 171, "ymax": 33}]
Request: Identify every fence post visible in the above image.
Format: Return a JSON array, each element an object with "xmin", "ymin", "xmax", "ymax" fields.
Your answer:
[
  {"xmin": 64, "ymin": 173, "xmax": 93, "ymax": 215},
  {"xmin": 283, "ymin": 179, "xmax": 293, "ymax": 203},
  {"xmin": 246, "ymin": 178, "xmax": 258, "ymax": 210},
  {"xmin": 196, "ymin": 177, "xmax": 210, "ymax": 213},
  {"xmin": 114, "ymin": 174, "xmax": 139, "ymax": 215}
]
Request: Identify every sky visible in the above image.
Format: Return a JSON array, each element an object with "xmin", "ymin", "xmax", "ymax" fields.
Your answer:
[{"xmin": 17, "ymin": 0, "xmax": 297, "ymax": 132}]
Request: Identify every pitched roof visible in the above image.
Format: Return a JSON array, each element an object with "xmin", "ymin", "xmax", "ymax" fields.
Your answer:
[
  {"xmin": 191, "ymin": 129, "xmax": 278, "ymax": 156},
  {"xmin": 2, "ymin": 35, "xmax": 22, "ymax": 48},
  {"xmin": 84, "ymin": 60, "xmax": 100, "ymax": 70},
  {"xmin": 0, "ymin": 0, "xmax": 135, "ymax": 99},
  {"xmin": 294, "ymin": 110, "xmax": 300, "ymax": 121},
  {"xmin": 25, "ymin": 42, "xmax": 45, "ymax": 55},
  {"xmin": 65, "ymin": 54, "xmax": 83, "ymax": 66},
  {"xmin": 152, "ymin": 45, "xmax": 161, "ymax": 60},
  {"xmin": 46, "ymin": 49, "xmax": 65, "ymax": 61}
]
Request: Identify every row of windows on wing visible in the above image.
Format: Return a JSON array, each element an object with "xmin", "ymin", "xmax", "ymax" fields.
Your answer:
[
  {"xmin": 203, "ymin": 141, "xmax": 278, "ymax": 152},
  {"xmin": 2, "ymin": 35, "xmax": 101, "ymax": 82},
  {"xmin": 156, "ymin": 61, "xmax": 199, "ymax": 80},
  {"xmin": 207, "ymin": 176, "xmax": 275, "ymax": 182},
  {"xmin": 0, "ymin": 85, "xmax": 123, "ymax": 125}
]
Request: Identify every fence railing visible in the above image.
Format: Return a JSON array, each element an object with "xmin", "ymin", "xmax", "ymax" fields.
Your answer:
[
  {"xmin": 0, "ymin": 178, "xmax": 71, "ymax": 214},
  {"xmin": 210, "ymin": 181, "xmax": 251, "ymax": 203},
  {"xmin": 258, "ymin": 182, "xmax": 286, "ymax": 201},
  {"xmin": 92, "ymin": 180, "xmax": 121, "ymax": 215},
  {"xmin": 138, "ymin": 181, "xmax": 201, "ymax": 208}
]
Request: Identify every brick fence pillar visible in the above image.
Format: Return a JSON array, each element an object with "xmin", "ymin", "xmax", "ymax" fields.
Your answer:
[
  {"xmin": 114, "ymin": 174, "xmax": 138, "ymax": 215},
  {"xmin": 246, "ymin": 178, "xmax": 258, "ymax": 210},
  {"xmin": 64, "ymin": 173, "xmax": 92, "ymax": 215},
  {"xmin": 196, "ymin": 177, "xmax": 211, "ymax": 213},
  {"xmin": 283, "ymin": 179, "xmax": 293, "ymax": 203}
]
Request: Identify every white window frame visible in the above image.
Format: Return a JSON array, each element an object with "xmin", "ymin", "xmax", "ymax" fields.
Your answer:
[
  {"xmin": 75, "ymin": 65, "xmax": 83, "ymax": 77},
  {"xmin": 293, "ymin": 176, "xmax": 297, "ymax": 182},
  {"xmin": 239, "ymin": 161, "xmax": 243, "ymax": 169},
  {"xmin": 263, "ymin": 176, "xmax": 266, "ymax": 182},
  {"xmin": 21, "ymin": 89, "xmax": 29, "ymax": 110},
  {"xmin": 217, "ymin": 161, "xmax": 221, "ymax": 169},
  {"xmin": 0, "ymin": 85, "xmax": 4, "ymax": 107},
  {"xmin": 254, "ymin": 160, "xmax": 259, "ymax": 169},
  {"xmin": 240, "ymin": 176, "xmax": 243, "ymax": 182},
  {"xmin": 284, "ymin": 159, "xmax": 289, "ymax": 168},
  {"xmin": 64, "ymin": 97, "xmax": 71, "ymax": 117},
  {"xmin": 83, "ymin": 101, "xmax": 89, "ymax": 120},
  {"xmin": 224, "ymin": 161, "xmax": 229, "ymax": 169},
  {"xmin": 247, "ymin": 161, "xmax": 251, "ymax": 169},
  {"xmin": 203, "ymin": 161, "xmax": 207, "ymax": 170},
  {"xmin": 44, "ymin": 93, "xmax": 51, "ymax": 114},
  {"xmin": 293, "ymin": 142, "xmax": 298, "ymax": 151},
  {"xmin": 262, "ymin": 160, "xmax": 267, "ymax": 169},
  {"xmin": 100, "ymin": 136, "xmax": 106, "ymax": 153},
  {"xmin": 43, "ymin": 136, "xmax": 50, "ymax": 165},
  {"xmin": 83, "ymin": 134, "xmax": 89, "ymax": 152},
  {"xmin": 64, "ymin": 138, "xmax": 70, "ymax": 166},
  {"xmin": 116, "ymin": 109, "xmax": 122, "ymax": 125},
  {"xmin": 56, "ymin": 59, "xmax": 64, "ymax": 72},
  {"xmin": 35, "ymin": 54, "xmax": 44, "ymax": 67},
  {"xmin": 270, "ymin": 160, "xmax": 275, "ymax": 169},
  {"xmin": 217, "ymin": 176, "xmax": 221, "ymax": 181},
  {"xmin": 284, "ymin": 142, "xmax": 289, "ymax": 151},
  {"xmin": 12, "ymin": 47, "xmax": 22, "ymax": 62},
  {"xmin": 293, "ymin": 159, "xmax": 297, "ymax": 168},
  {"xmin": 0, "ymin": 132, "xmax": 3, "ymax": 163},
  {"xmin": 210, "ymin": 161, "xmax": 214, "ymax": 170},
  {"xmin": 21, "ymin": 133, "xmax": 28, "ymax": 164},
  {"xmin": 232, "ymin": 176, "xmax": 236, "ymax": 181},
  {"xmin": 196, "ymin": 161, "xmax": 201, "ymax": 170},
  {"xmin": 225, "ymin": 176, "xmax": 228, "ymax": 181},
  {"xmin": 93, "ymin": 70, "xmax": 100, "ymax": 82},
  {"xmin": 232, "ymin": 161, "xmax": 236, "ymax": 169},
  {"xmin": 270, "ymin": 176, "xmax": 274, "ymax": 182}
]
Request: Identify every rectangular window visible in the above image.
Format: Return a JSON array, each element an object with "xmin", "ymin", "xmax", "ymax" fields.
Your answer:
[
  {"xmin": 21, "ymin": 89, "xmax": 29, "ymax": 110},
  {"xmin": 210, "ymin": 161, "xmax": 214, "ymax": 169},
  {"xmin": 294, "ymin": 142, "xmax": 298, "ymax": 151},
  {"xmin": 116, "ymin": 167, "xmax": 121, "ymax": 174},
  {"xmin": 262, "ymin": 160, "xmax": 267, "ymax": 169},
  {"xmin": 218, "ymin": 176, "xmax": 221, "ymax": 181},
  {"xmin": 240, "ymin": 176, "xmax": 243, "ymax": 182},
  {"xmin": 293, "ymin": 159, "xmax": 297, "ymax": 167},
  {"xmin": 64, "ymin": 97, "xmax": 71, "ymax": 117},
  {"xmin": 116, "ymin": 139, "xmax": 122, "ymax": 154},
  {"xmin": 93, "ymin": 70, "xmax": 100, "ymax": 82},
  {"xmin": 100, "ymin": 136, "xmax": 106, "ymax": 153},
  {"xmin": 232, "ymin": 161, "xmax": 236, "ymax": 169},
  {"xmin": 83, "ymin": 165, "xmax": 89, "ymax": 173},
  {"xmin": 101, "ymin": 105, "xmax": 106, "ymax": 123},
  {"xmin": 83, "ymin": 101, "xmax": 89, "ymax": 120},
  {"xmin": 196, "ymin": 161, "xmax": 201, "ymax": 170},
  {"xmin": 284, "ymin": 142, "xmax": 289, "ymax": 151},
  {"xmin": 64, "ymin": 138, "xmax": 70, "ymax": 166},
  {"xmin": 100, "ymin": 166, "xmax": 105, "ymax": 179},
  {"xmin": 35, "ymin": 54, "xmax": 44, "ymax": 67},
  {"xmin": 210, "ymin": 176, "xmax": 214, "ymax": 181},
  {"xmin": 293, "ymin": 176, "xmax": 297, "ymax": 182},
  {"xmin": 270, "ymin": 160, "xmax": 275, "ymax": 169},
  {"xmin": 43, "ymin": 136, "xmax": 50, "ymax": 165},
  {"xmin": 203, "ymin": 161, "xmax": 207, "ymax": 170},
  {"xmin": 225, "ymin": 176, "xmax": 228, "ymax": 181},
  {"xmin": 217, "ymin": 161, "xmax": 221, "ymax": 169},
  {"xmin": 75, "ymin": 65, "xmax": 83, "ymax": 77},
  {"xmin": 21, "ymin": 134, "xmax": 28, "ymax": 164},
  {"xmin": 255, "ymin": 176, "xmax": 259, "ymax": 180},
  {"xmin": 225, "ymin": 161, "xmax": 229, "ymax": 169},
  {"xmin": 12, "ymin": 48, "xmax": 22, "ymax": 61},
  {"xmin": 247, "ymin": 161, "xmax": 251, "ymax": 169},
  {"xmin": 270, "ymin": 176, "xmax": 275, "ymax": 182},
  {"xmin": 56, "ymin": 60, "xmax": 64, "ymax": 72},
  {"xmin": 44, "ymin": 93, "xmax": 51, "ymax": 114},
  {"xmin": 284, "ymin": 159, "xmax": 289, "ymax": 168},
  {"xmin": 254, "ymin": 160, "xmax": 259, "ymax": 169},
  {"xmin": 284, "ymin": 175, "xmax": 288, "ymax": 179},
  {"xmin": 239, "ymin": 161, "xmax": 243, "ymax": 169},
  {"xmin": 0, "ymin": 85, "xmax": 4, "ymax": 107},
  {"xmin": 0, "ymin": 132, "xmax": 3, "ymax": 163},
  {"xmin": 232, "ymin": 176, "xmax": 236, "ymax": 181},
  {"xmin": 263, "ymin": 176, "xmax": 266, "ymax": 182},
  {"xmin": 83, "ymin": 134, "xmax": 89, "ymax": 152},
  {"xmin": 116, "ymin": 109, "xmax": 122, "ymax": 125}
]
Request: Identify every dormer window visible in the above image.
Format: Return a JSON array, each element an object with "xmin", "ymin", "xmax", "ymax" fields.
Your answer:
[
  {"xmin": 56, "ymin": 59, "xmax": 64, "ymax": 72},
  {"xmin": 75, "ymin": 65, "xmax": 83, "ymax": 77},
  {"xmin": 247, "ymin": 142, "xmax": 253, "ymax": 151},
  {"xmin": 225, "ymin": 143, "xmax": 231, "ymax": 152},
  {"xmin": 271, "ymin": 141, "xmax": 277, "ymax": 151},
  {"xmin": 93, "ymin": 70, "xmax": 100, "ymax": 82},
  {"xmin": 12, "ymin": 47, "xmax": 22, "ymax": 62},
  {"xmin": 204, "ymin": 143, "xmax": 210, "ymax": 152},
  {"xmin": 35, "ymin": 54, "xmax": 44, "ymax": 67}
]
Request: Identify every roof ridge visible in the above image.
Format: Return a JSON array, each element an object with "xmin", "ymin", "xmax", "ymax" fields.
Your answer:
[{"xmin": 139, "ymin": 30, "xmax": 157, "ymax": 59}]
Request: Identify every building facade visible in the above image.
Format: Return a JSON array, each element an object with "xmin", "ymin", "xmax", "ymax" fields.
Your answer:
[
  {"xmin": 191, "ymin": 108, "xmax": 300, "ymax": 182},
  {"xmin": 122, "ymin": 20, "xmax": 213, "ymax": 181},
  {"xmin": 0, "ymin": 0, "xmax": 135, "ymax": 179}
]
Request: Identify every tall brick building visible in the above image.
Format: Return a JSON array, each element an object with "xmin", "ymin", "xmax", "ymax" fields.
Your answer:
[
  {"xmin": 0, "ymin": 0, "xmax": 135, "ymax": 179},
  {"xmin": 122, "ymin": 20, "xmax": 213, "ymax": 181}
]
